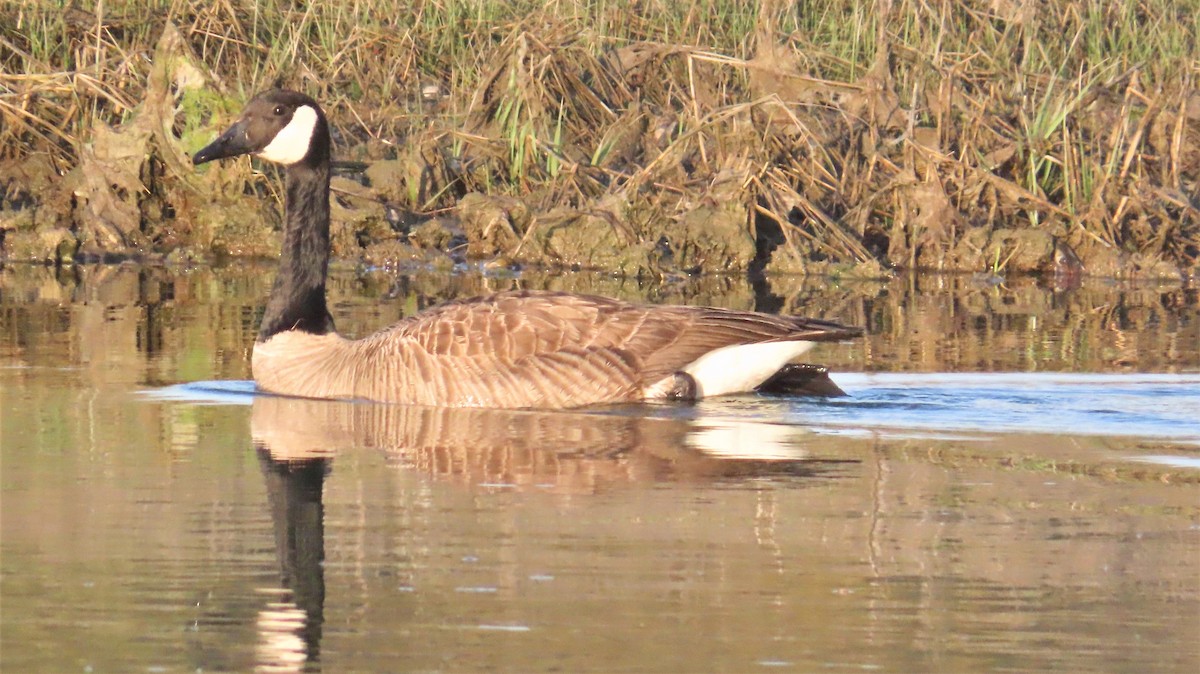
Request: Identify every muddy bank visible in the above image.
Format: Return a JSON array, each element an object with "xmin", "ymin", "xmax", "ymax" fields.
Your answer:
[{"xmin": 2, "ymin": 6, "xmax": 1197, "ymax": 279}]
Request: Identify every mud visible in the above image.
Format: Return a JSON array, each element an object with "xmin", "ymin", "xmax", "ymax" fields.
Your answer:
[{"xmin": 1, "ymin": 19, "xmax": 1196, "ymax": 280}]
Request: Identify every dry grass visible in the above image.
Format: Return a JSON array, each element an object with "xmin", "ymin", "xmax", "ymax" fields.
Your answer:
[{"xmin": 1, "ymin": 0, "xmax": 1196, "ymax": 276}]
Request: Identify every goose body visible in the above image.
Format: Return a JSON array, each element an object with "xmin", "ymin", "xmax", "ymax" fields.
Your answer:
[{"xmin": 193, "ymin": 89, "xmax": 862, "ymax": 409}]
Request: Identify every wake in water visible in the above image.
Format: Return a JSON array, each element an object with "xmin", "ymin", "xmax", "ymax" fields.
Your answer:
[
  {"xmin": 146, "ymin": 380, "xmax": 258, "ymax": 405},
  {"xmin": 777, "ymin": 372, "xmax": 1200, "ymax": 442}
]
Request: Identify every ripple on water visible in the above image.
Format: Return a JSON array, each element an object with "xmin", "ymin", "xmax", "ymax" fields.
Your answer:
[
  {"xmin": 141, "ymin": 380, "xmax": 258, "ymax": 404},
  {"xmin": 781, "ymin": 372, "xmax": 1200, "ymax": 442}
]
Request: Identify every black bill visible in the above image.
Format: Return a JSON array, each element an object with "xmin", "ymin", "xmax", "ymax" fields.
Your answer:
[{"xmin": 192, "ymin": 119, "xmax": 255, "ymax": 165}]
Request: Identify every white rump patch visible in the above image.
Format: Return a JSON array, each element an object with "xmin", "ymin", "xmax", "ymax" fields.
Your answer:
[
  {"xmin": 257, "ymin": 105, "xmax": 318, "ymax": 165},
  {"xmin": 682, "ymin": 340, "xmax": 815, "ymax": 398}
]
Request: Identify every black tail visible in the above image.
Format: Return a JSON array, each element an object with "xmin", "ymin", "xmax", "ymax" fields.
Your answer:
[{"xmin": 756, "ymin": 363, "xmax": 848, "ymax": 397}]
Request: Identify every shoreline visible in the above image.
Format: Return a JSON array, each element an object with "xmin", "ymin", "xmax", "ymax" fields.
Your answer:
[{"xmin": 2, "ymin": 2, "xmax": 1196, "ymax": 279}]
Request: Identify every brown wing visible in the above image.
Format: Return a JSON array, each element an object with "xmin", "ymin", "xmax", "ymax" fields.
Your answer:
[
  {"xmin": 347, "ymin": 290, "xmax": 860, "ymax": 407},
  {"xmin": 345, "ymin": 292, "xmax": 641, "ymax": 406},
  {"xmin": 613, "ymin": 305, "xmax": 861, "ymax": 385}
]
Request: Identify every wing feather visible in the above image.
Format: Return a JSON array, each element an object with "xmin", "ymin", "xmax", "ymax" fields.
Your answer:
[{"xmin": 337, "ymin": 290, "xmax": 859, "ymax": 407}]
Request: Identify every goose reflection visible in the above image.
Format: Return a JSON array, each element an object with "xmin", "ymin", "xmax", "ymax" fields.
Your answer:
[
  {"xmin": 249, "ymin": 395, "xmax": 854, "ymax": 671},
  {"xmin": 254, "ymin": 446, "xmax": 327, "ymax": 673}
]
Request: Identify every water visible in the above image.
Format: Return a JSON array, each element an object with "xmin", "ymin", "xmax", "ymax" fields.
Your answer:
[
  {"xmin": 784, "ymin": 372, "xmax": 1200, "ymax": 441},
  {"xmin": 2, "ymin": 263, "xmax": 1198, "ymax": 673}
]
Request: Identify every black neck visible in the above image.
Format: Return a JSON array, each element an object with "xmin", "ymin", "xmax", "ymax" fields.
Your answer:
[{"xmin": 258, "ymin": 157, "xmax": 335, "ymax": 341}]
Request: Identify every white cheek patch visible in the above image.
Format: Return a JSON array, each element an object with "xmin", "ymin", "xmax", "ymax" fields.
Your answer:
[{"xmin": 256, "ymin": 105, "xmax": 318, "ymax": 165}]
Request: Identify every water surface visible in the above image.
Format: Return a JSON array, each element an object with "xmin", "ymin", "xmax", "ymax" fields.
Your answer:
[{"xmin": 2, "ymin": 263, "xmax": 1197, "ymax": 673}]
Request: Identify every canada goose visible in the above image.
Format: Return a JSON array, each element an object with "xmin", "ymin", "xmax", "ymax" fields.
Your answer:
[{"xmin": 192, "ymin": 89, "xmax": 863, "ymax": 408}]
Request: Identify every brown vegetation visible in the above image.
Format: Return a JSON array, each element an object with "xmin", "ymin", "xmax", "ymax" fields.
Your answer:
[{"xmin": 1, "ymin": 1, "xmax": 1197, "ymax": 278}]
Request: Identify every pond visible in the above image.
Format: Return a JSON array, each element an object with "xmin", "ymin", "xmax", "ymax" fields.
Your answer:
[{"xmin": 2, "ymin": 262, "xmax": 1198, "ymax": 673}]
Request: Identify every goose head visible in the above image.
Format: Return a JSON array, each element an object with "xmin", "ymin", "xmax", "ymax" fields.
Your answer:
[{"xmin": 192, "ymin": 89, "xmax": 329, "ymax": 168}]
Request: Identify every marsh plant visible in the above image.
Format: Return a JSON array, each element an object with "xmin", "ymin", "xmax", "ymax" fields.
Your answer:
[{"xmin": 1, "ymin": 0, "xmax": 1196, "ymax": 277}]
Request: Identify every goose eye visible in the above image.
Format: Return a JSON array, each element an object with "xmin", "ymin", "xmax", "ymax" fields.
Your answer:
[{"xmin": 273, "ymin": 105, "xmax": 285, "ymax": 116}]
